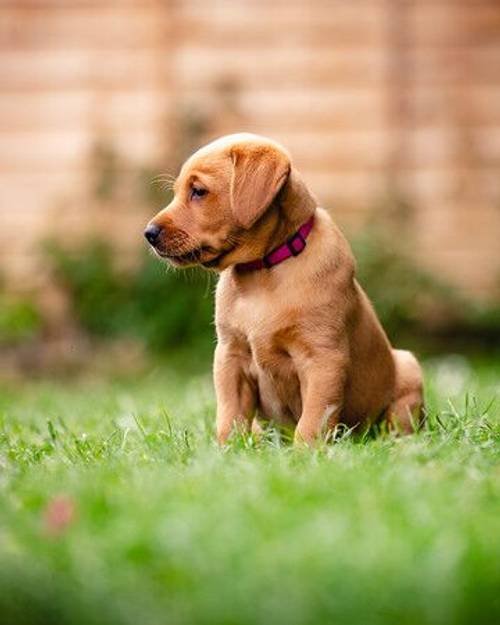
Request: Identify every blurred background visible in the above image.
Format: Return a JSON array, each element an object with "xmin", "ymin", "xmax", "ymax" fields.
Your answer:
[{"xmin": 1, "ymin": 0, "xmax": 500, "ymax": 376}]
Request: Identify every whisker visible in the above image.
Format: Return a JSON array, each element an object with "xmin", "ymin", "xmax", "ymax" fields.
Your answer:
[
  {"xmin": 151, "ymin": 180, "xmax": 175, "ymax": 192},
  {"xmin": 151, "ymin": 173, "xmax": 177, "ymax": 192},
  {"xmin": 151, "ymin": 172, "xmax": 177, "ymax": 184}
]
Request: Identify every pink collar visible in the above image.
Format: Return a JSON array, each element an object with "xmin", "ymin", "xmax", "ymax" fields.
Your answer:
[{"xmin": 235, "ymin": 215, "xmax": 315, "ymax": 273}]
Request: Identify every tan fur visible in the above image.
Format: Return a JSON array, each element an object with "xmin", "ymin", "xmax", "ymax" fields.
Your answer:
[{"xmin": 146, "ymin": 133, "xmax": 424, "ymax": 445}]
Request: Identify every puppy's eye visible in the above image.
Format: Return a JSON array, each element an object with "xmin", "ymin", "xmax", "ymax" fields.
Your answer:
[{"xmin": 191, "ymin": 186, "xmax": 208, "ymax": 200}]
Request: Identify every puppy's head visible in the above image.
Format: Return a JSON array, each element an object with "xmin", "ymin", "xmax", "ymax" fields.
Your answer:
[{"xmin": 144, "ymin": 133, "xmax": 291, "ymax": 269}]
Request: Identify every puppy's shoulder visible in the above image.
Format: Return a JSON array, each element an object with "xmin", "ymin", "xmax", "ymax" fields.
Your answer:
[{"xmin": 313, "ymin": 208, "xmax": 355, "ymax": 277}]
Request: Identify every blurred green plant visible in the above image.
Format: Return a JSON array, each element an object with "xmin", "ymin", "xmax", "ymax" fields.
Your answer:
[
  {"xmin": 91, "ymin": 142, "xmax": 121, "ymax": 201},
  {"xmin": 352, "ymin": 224, "xmax": 500, "ymax": 347},
  {"xmin": 43, "ymin": 228, "xmax": 464, "ymax": 355},
  {"xmin": 45, "ymin": 239, "xmax": 215, "ymax": 352},
  {"xmin": 350, "ymin": 226, "xmax": 464, "ymax": 337},
  {"xmin": 0, "ymin": 292, "xmax": 42, "ymax": 346},
  {"xmin": 43, "ymin": 221, "xmax": 500, "ymax": 355}
]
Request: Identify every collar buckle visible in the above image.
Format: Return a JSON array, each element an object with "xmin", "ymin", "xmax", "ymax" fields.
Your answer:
[{"xmin": 287, "ymin": 231, "xmax": 306, "ymax": 256}]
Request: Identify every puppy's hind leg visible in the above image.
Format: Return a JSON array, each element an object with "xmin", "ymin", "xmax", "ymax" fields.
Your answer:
[{"xmin": 385, "ymin": 349, "xmax": 424, "ymax": 434}]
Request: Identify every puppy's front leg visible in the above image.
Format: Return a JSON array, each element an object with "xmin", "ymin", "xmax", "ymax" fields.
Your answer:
[
  {"xmin": 294, "ymin": 358, "xmax": 345, "ymax": 446},
  {"xmin": 214, "ymin": 342, "xmax": 255, "ymax": 445}
]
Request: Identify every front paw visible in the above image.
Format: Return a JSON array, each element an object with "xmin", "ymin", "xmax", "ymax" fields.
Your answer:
[
  {"xmin": 217, "ymin": 424, "xmax": 232, "ymax": 446},
  {"xmin": 293, "ymin": 424, "xmax": 320, "ymax": 447},
  {"xmin": 217, "ymin": 419, "xmax": 248, "ymax": 446}
]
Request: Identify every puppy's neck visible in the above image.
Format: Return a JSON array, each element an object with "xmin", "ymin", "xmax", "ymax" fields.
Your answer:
[
  {"xmin": 251, "ymin": 168, "xmax": 317, "ymax": 258},
  {"xmin": 281, "ymin": 167, "xmax": 317, "ymax": 226}
]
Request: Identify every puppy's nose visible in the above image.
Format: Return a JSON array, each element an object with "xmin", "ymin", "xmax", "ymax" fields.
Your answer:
[{"xmin": 144, "ymin": 223, "xmax": 162, "ymax": 245}]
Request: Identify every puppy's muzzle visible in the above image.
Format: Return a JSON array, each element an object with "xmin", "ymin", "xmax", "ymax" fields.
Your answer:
[{"xmin": 144, "ymin": 223, "xmax": 162, "ymax": 247}]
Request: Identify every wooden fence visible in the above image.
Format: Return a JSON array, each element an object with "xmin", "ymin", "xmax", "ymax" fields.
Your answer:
[{"xmin": 1, "ymin": 0, "xmax": 499, "ymax": 298}]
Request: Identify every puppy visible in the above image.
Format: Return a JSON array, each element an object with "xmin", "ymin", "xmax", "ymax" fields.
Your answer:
[{"xmin": 145, "ymin": 133, "xmax": 424, "ymax": 444}]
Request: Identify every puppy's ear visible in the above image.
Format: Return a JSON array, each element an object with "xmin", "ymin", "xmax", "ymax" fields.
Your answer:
[{"xmin": 230, "ymin": 145, "xmax": 290, "ymax": 229}]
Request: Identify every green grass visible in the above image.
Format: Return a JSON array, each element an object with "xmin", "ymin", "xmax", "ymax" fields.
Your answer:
[{"xmin": 0, "ymin": 354, "xmax": 499, "ymax": 625}]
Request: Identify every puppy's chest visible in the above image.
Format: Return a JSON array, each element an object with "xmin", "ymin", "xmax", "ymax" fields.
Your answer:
[
  {"xmin": 224, "ymin": 291, "xmax": 302, "ymax": 373},
  {"xmin": 230, "ymin": 298, "xmax": 302, "ymax": 420},
  {"xmin": 217, "ymin": 282, "xmax": 314, "ymax": 421}
]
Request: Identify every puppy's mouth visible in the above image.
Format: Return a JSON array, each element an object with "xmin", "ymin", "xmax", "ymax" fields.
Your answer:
[
  {"xmin": 156, "ymin": 244, "xmax": 235, "ymax": 268},
  {"xmin": 156, "ymin": 247, "xmax": 201, "ymax": 266}
]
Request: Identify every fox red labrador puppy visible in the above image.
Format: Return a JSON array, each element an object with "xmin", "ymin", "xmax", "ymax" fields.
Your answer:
[{"xmin": 145, "ymin": 133, "xmax": 424, "ymax": 444}]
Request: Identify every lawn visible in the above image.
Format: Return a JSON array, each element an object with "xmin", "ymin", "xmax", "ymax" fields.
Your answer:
[{"xmin": 0, "ymin": 353, "xmax": 498, "ymax": 625}]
